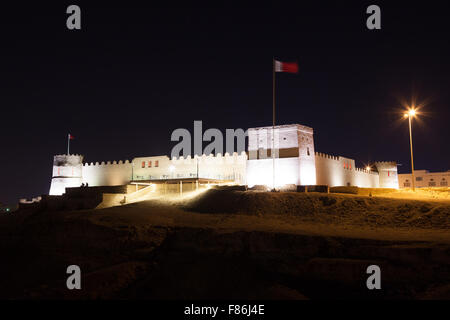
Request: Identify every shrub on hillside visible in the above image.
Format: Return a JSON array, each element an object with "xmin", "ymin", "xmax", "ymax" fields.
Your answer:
[{"xmin": 329, "ymin": 186, "xmax": 359, "ymax": 194}]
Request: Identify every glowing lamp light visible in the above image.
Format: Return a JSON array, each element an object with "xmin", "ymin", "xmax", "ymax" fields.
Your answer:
[
  {"xmin": 366, "ymin": 166, "xmax": 371, "ymax": 171},
  {"xmin": 404, "ymin": 109, "xmax": 416, "ymax": 118}
]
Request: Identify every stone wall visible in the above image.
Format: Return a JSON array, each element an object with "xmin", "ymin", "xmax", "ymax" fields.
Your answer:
[
  {"xmin": 133, "ymin": 152, "xmax": 247, "ymax": 184},
  {"xmin": 315, "ymin": 152, "xmax": 379, "ymax": 188},
  {"xmin": 82, "ymin": 160, "xmax": 132, "ymax": 187}
]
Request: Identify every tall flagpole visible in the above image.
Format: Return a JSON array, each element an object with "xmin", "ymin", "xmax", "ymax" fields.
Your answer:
[
  {"xmin": 272, "ymin": 58, "xmax": 276, "ymax": 190},
  {"xmin": 67, "ymin": 133, "xmax": 70, "ymax": 155}
]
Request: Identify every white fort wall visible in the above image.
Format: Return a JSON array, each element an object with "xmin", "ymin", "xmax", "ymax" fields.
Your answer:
[
  {"xmin": 133, "ymin": 152, "xmax": 247, "ymax": 184},
  {"xmin": 374, "ymin": 161, "xmax": 399, "ymax": 189},
  {"xmin": 315, "ymin": 152, "xmax": 380, "ymax": 188},
  {"xmin": 82, "ymin": 160, "xmax": 132, "ymax": 187},
  {"xmin": 297, "ymin": 127, "xmax": 317, "ymax": 185},
  {"xmin": 247, "ymin": 158, "xmax": 300, "ymax": 187},
  {"xmin": 49, "ymin": 124, "xmax": 399, "ymax": 195},
  {"xmin": 49, "ymin": 152, "xmax": 248, "ymax": 195}
]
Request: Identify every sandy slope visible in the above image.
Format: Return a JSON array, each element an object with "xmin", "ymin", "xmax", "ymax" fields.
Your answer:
[
  {"xmin": 0, "ymin": 189, "xmax": 449, "ymax": 299},
  {"xmin": 74, "ymin": 190, "xmax": 450, "ymax": 243}
]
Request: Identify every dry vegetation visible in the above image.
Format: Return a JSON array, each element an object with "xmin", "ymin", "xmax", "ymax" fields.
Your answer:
[
  {"xmin": 0, "ymin": 187, "xmax": 449, "ymax": 299},
  {"xmin": 185, "ymin": 188, "xmax": 450, "ymax": 230}
]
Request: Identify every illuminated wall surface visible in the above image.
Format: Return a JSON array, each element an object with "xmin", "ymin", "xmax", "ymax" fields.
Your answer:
[
  {"xmin": 398, "ymin": 170, "xmax": 450, "ymax": 188},
  {"xmin": 373, "ymin": 162, "xmax": 399, "ymax": 188},
  {"xmin": 247, "ymin": 158, "xmax": 300, "ymax": 187},
  {"xmin": 49, "ymin": 155, "xmax": 84, "ymax": 196},
  {"xmin": 315, "ymin": 153, "xmax": 381, "ymax": 188},
  {"xmin": 247, "ymin": 124, "xmax": 317, "ymax": 187},
  {"xmin": 49, "ymin": 153, "xmax": 247, "ymax": 195},
  {"xmin": 133, "ymin": 153, "xmax": 247, "ymax": 184},
  {"xmin": 49, "ymin": 124, "xmax": 399, "ymax": 195}
]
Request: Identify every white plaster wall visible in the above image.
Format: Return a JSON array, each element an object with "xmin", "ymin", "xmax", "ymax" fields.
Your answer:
[
  {"xmin": 49, "ymin": 152, "xmax": 247, "ymax": 196},
  {"xmin": 374, "ymin": 162, "xmax": 399, "ymax": 189},
  {"xmin": 133, "ymin": 152, "xmax": 247, "ymax": 184},
  {"xmin": 49, "ymin": 154, "xmax": 84, "ymax": 195},
  {"xmin": 248, "ymin": 124, "xmax": 313, "ymax": 158},
  {"xmin": 248, "ymin": 126, "xmax": 299, "ymax": 151},
  {"xmin": 82, "ymin": 161, "xmax": 132, "ymax": 186},
  {"xmin": 298, "ymin": 129, "xmax": 316, "ymax": 185},
  {"xmin": 353, "ymin": 169, "xmax": 380, "ymax": 188},
  {"xmin": 247, "ymin": 124, "xmax": 316, "ymax": 186},
  {"xmin": 49, "ymin": 177, "xmax": 83, "ymax": 195},
  {"xmin": 247, "ymin": 157, "xmax": 300, "ymax": 187},
  {"xmin": 132, "ymin": 156, "xmax": 171, "ymax": 180},
  {"xmin": 315, "ymin": 153, "xmax": 379, "ymax": 188}
]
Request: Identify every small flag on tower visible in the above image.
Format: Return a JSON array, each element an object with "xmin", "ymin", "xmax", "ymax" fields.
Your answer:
[
  {"xmin": 67, "ymin": 133, "xmax": 74, "ymax": 155},
  {"xmin": 274, "ymin": 60, "xmax": 299, "ymax": 73}
]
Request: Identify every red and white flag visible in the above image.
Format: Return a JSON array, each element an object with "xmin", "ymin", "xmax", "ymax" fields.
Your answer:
[
  {"xmin": 68, "ymin": 134, "xmax": 75, "ymax": 140},
  {"xmin": 274, "ymin": 60, "xmax": 298, "ymax": 73}
]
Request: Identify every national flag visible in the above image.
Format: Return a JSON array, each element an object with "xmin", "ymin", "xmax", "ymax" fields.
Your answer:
[
  {"xmin": 69, "ymin": 134, "xmax": 75, "ymax": 140},
  {"xmin": 274, "ymin": 60, "xmax": 298, "ymax": 73}
]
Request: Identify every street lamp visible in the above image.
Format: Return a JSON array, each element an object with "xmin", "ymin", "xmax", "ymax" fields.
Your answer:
[
  {"xmin": 366, "ymin": 165, "xmax": 371, "ymax": 172},
  {"xmin": 403, "ymin": 108, "xmax": 417, "ymax": 191}
]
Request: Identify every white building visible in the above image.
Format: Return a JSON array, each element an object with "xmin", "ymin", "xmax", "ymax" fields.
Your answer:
[
  {"xmin": 398, "ymin": 170, "xmax": 450, "ymax": 188},
  {"xmin": 49, "ymin": 123, "xmax": 399, "ymax": 195},
  {"xmin": 246, "ymin": 124, "xmax": 397, "ymax": 189}
]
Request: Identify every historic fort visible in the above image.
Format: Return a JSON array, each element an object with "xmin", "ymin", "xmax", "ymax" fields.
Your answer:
[{"xmin": 49, "ymin": 124, "xmax": 399, "ymax": 196}]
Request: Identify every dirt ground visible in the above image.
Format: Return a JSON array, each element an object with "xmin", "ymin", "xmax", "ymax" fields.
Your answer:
[{"xmin": 0, "ymin": 189, "xmax": 449, "ymax": 299}]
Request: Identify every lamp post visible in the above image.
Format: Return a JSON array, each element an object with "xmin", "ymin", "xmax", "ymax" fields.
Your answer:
[{"xmin": 404, "ymin": 109, "xmax": 417, "ymax": 191}]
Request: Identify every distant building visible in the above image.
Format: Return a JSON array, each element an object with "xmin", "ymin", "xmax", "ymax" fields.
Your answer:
[
  {"xmin": 398, "ymin": 170, "xmax": 450, "ymax": 188},
  {"xmin": 49, "ymin": 123, "xmax": 400, "ymax": 195}
]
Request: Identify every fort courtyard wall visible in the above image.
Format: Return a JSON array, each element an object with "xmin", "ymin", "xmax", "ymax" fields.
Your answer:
[{"xmin": 315, "ymin": 152, "xmax": 380, "ymax": 188}]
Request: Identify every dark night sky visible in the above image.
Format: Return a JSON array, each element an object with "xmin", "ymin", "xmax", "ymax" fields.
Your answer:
[{"xmin": 0, "ymin": 1, "xmax": 449, "ymax": 204}]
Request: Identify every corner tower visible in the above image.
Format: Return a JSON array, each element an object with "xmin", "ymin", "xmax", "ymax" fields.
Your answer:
[
  {"xmin": 49, "ymin": 154, "xmax": 84, "ymax": 195},
  {"xmin": 374, "ymin": 161, "xmax": 399, "ymax": 189}
]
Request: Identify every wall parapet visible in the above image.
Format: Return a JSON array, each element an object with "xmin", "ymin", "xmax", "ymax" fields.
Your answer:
[
  {"xmin": 83, "ymin": 160, "xmax": 131, "ymax": 167},
  {"xmin": 315, "ymin": 152, "xmax": 339, "ymax": 161},
  {"xmin": 171, "ymin": 151, "xmax": 247, "ymax": 164},
  {"xmin": 355, "ymin": 167, "xmax": 379, "ymax": 175},
  {"xmin": 374, "ymin": 161, "xmax": 398, "ymax": 167}
]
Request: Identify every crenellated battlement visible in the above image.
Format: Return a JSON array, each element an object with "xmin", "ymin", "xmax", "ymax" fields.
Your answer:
[
  {"xmin": 83, "ymin": 160, "xmax": 131, "ymax": 167},
  {"xmin": 55, "ymin": 154, "xmax": 82, "ymax": 157},
  {"xmin": 315, "ymin": 152, "xmax": 339, "ymax": 161},
  {"xmin": 374, "ymin": 161, "xmax": 398, "ymax": 167},
  {"xmin": 171, "ymin": 151, "xmax": 247, "ymax": 164},
  {"xmin": 53, "ymin": 154, "xmax": 84, "ymax": 167},
  {"xmin": 354, "ymin": 167, "xmax": 379, "ymax": 175}
]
